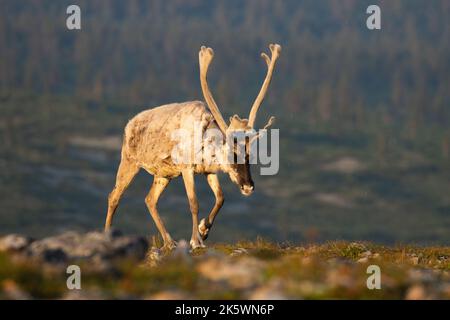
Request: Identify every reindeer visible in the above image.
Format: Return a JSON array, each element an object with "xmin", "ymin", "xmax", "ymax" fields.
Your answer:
[{"xmin": 104, "ymin": 44, "xmax": 281, "ymax": 250}]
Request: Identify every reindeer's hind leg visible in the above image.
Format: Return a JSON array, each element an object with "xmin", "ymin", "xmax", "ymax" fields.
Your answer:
[
  {"xmin": 105, "ymin": 157, "xmax": 140, "ymax": 231},
  {"xmin": 199, "ymin": 173, "xmax": 224, "ymax": 241},
  {"xmin": 145, "ymin": 176, "xmax": 175, "ymax": 250}
]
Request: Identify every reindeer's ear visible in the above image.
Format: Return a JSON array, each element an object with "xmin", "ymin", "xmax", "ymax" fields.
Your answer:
[
  {"xmin": 230, "ymin": 114, "xmax": 240, "ymax": 122},
  {"xmin": 229, "ymin": 114, "xmax": 250, "ymax": 130}
]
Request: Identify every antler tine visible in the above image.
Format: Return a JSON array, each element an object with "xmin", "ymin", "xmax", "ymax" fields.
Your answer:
[
  {"xmin": 248, "ymin": 43, "xmax": 281, "ymax": 128},
  {"xmin": 199, "ymin": 46, "xmax": 228, "ymax": 134},
  {"xmin": 249, "ymin": 116, "xmax": 276, "ymax": 145}
]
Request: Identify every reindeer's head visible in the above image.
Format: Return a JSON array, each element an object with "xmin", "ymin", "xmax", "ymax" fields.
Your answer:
[{"xmin": 199, "ymin": 44, "xmax": 281, "ymax": 196}]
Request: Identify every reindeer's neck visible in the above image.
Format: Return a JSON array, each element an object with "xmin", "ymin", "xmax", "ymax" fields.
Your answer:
[{"xmin": 192, "ymin": 144, "xmax": 231, "ymax": 175}]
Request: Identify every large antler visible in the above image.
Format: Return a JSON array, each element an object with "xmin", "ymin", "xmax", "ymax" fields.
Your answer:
[
  {"xmin": 248, "ymin": 44, "xmax": 281, "ymax": 128},
  {"xmin": 199, "ymin": 46, "xmax": 228, "ymax": 134}
]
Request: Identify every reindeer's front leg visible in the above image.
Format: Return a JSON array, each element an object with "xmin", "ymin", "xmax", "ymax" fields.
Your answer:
[
  {"xmin": 145, "ymin": 177, "xmax": 175, "ymax": 250},
  {"xmin": 182, "ymin": 169, "xmax": 205, "ymax": 250},
  {"xmin": 199, "ymin": 173, "xmax": 224, "ymax": 241}
]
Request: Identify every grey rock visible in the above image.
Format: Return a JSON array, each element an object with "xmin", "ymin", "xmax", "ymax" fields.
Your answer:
[
  {"xmin": 23, "ymin": 230, "xmax": 148, "ymax": 267},
  {"xmin": 0, "ymin": 234, "xmax": 33, "ymax": 252},
  {"xmin": 357, "ymin": 257, "xmax": 369, "ymax": 264},
  {"xmin": 361, "ymin": 250, "xmax": 372, "ymax": 257},
  {"xmin": 230, "ymin": 247, "xmax": 248, "ymax": 256},
  {"xmin": 32, "ymin": 247, "xmax": 68, "ymax": 264},
  {"xmin": 197, "ymin": 256, "xmax": 264, "ymax": 289},
  {"xmin": 171, "ymin": 239, "xmax": 191, "ymax": 260},
  {"xmin": 408, "ymin": 269, "xmax": 436, "ymax": 283}
]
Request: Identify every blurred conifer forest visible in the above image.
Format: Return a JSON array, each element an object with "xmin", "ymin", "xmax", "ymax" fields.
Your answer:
[{"xmin": 0, "ymin": 0, "xmax": 449, "ymax": 244}]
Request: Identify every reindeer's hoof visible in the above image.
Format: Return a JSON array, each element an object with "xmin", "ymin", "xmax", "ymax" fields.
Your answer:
[
  {"xmin": 198, "ymin": 218, "xmax": 211, "ymax": 241},
  {"xmin": 190, "ymin": 237, "xmax": 206, "ymax": 250},
  {"xmin": 162, "ymin": 240, "xmax": 177, "ymax": 251}
]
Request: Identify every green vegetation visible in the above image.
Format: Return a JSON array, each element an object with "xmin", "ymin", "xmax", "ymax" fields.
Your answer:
[{"xmin": 1, "ymin": 240, "xmax": 449, "ymax": 299}]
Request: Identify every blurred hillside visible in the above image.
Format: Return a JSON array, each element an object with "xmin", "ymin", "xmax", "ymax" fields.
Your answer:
[{"xmin": 0, "ymin": 0, "xmax": 449, "ymax": 244}]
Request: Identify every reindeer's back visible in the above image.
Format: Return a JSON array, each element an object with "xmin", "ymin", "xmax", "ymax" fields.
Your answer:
[{"xmin": 122, "ymin": 101, "xmax": 216, "ymax": 177}]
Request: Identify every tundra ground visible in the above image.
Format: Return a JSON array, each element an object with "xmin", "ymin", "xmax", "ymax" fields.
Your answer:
[{"xmin": 0, "ymin": 233, "xmax": 448, "ymax": 299}]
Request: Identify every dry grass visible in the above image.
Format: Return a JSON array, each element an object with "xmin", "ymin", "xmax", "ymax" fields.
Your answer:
[{"xmin": 1, "ymin": 240, "xmax": 449, "ymax": 299}]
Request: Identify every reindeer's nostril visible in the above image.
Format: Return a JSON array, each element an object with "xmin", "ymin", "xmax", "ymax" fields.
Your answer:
[{"xmin": 240, "ymin": 184, "xmax": 254, "ymax": 196}]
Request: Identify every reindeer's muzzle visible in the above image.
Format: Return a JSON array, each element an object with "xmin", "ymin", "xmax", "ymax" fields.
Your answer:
[{"xmin": 240, "ymin": 184, "xmax": 254, "ymax": 196}]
